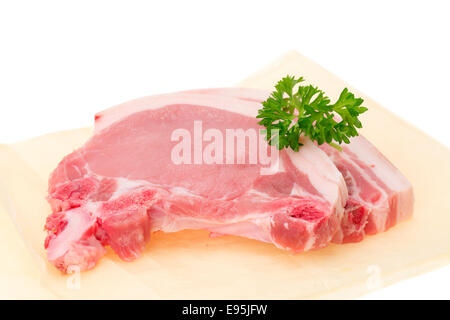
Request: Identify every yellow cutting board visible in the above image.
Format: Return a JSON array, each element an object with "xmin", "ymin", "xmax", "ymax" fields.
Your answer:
[{"xmin": 1, "ymin": 51, "xmax": 449, "ymax": 299}]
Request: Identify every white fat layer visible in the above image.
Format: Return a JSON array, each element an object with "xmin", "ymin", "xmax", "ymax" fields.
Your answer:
[
  {"xmin": 95, "ymin": 93, "xmax": 263, "ymax": 133},
  {"xmin": 182, "ymin": 88, "xmax": 271, "ymax": 102},
  {"xmin": 286, "ymin": 139, "xmax": 347, "ymax": 207},
  {"xmin": 339, "ymin": 150, "xmax": 389, "ymax": 209},
  {"xmin": 346, "ymin": 136, "xmax": 412, "ymax": 192}
]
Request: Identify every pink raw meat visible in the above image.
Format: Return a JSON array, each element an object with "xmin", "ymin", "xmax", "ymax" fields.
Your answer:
[
  {"xmin": 46, "ymin": 93, "xmax": 347, "ymax": 272},
  {"xmin": 190, "ymin": 88, "xmax": 414, "ymax": 243}
]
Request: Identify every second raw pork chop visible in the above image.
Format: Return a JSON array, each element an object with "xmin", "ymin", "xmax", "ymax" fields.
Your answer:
[
  {"xmin": 45, "ymin": 93, "xmax": 347, "ymax": 272},
  {"xmin": 190, "ymin": 88, "xmax": 414, "ymax": 243}
]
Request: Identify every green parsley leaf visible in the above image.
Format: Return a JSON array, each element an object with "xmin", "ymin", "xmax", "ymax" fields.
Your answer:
[{"xmin": 256, "ymin": 75, "xmax": 368, "ymax": 151}]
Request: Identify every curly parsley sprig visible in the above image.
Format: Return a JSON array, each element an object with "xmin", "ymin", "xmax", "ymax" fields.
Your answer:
[{"xmin": 256, "ymin": 75, "xmax": 368, "ymax": 151}]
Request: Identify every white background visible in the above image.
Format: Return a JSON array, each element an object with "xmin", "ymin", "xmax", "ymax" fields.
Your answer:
[{"xmin": 0, "ymin": 1, "xmax": 449, "ymax": 299}]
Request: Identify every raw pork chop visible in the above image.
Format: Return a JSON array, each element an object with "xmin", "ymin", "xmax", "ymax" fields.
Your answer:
[
  {"xmin": 46, "ymin": 93, "xmax": 347, "ymax": 272},
  {"xmin": 191, "ymin": 88, "xmax": 414, "ymax": 243}
]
